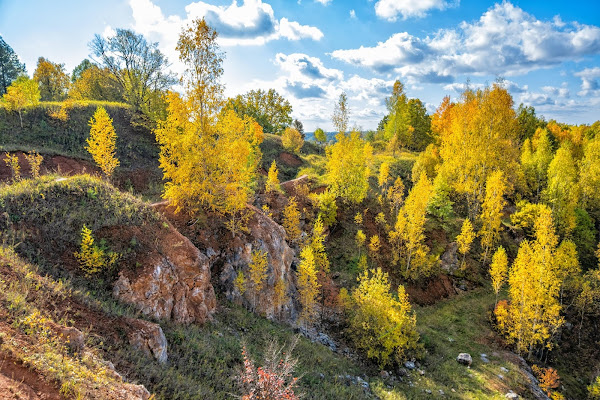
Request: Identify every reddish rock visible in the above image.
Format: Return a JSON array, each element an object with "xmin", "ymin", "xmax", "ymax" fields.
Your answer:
[{"xmin": 126, "ymin": 318, "xmax": 168, "ymax": 364}]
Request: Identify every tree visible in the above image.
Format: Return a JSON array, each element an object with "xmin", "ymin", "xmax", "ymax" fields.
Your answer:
[
  {"xmin": 282, "ymin": 197, "xmax": 301, "ymax": 243},
  {"xmin": 489, "ymin": 246, "xmax": 508, "ymax": 306},
  {"xmin": 332, "ymin": 92, "xmax": 349, "ymax": 134},
  {"xmin": 580, "ymin": 137, "xmax": 600, "ymax": 210},
  {"xmin": 87, "ymin": 106, "xmax": 119, "ymax": 178},
  {"xmin": 412, "ymin": 144, "xmax": 440, "ymax": 183},
  {"xmin": 156, "ymin": 93, "xmax": 263, "ymax": 225},
  {"xmin": 69, "ymin": 64, "xmax": 123, "ymax": 102},
  {"xmin": 74, "ymin": 225, "xmax": 118, "ymax": 276},
  {"xmin": 297, "ymin": 245, "xmax": 320, "ymax": 325},
  {"xmin": 495, "ymin": 206, "xmax": 564, "ymax": 356},
  {"xmin": 383, "ymin": 80, "xmax": 410, "ymax": 152},
  {"xmin": 347, "ymin": 268, "xmax": 419, "ymax": 367},
  {"xmin": 24, "ymin": 150, "xmax": 43, "ymax": 179},
  {"xmin": 71, "ymin": 59, "xmax": 94, "ymax": 82},
  {"xmin": 479, "ymin": 170, "xmax": 507, "ymax": 264},
  {"xmin": 2, "ymin": 75, "xmax": 40, "ymax": 127},
  {"xmin": 437, "ymin": 84, "xmax": 519, "ymax": 218},
  {"xmin": 223, "ymin": 89, "xmax": 292, "ymax": 135},
  {"xmin": 90, "ymin": 28, "xmax": 175, "ymax": 114},
  {"xmin": 389, "ymin": 172, "xmax": 435, "ymax": 279},
  {"xmin": 516, "ymin": 103, "xmax": 543, "ymax": 141},
  {"xmin": 314, "ymin": 127, "xmax": 327, "ymax": 144},
  {"xmin": 543, "ymin": 143, "xmax": 578, "ymax": 237},
  {"xmin": 325, "ymin": 131, "xmax": 373, "ymax": 204},
  {"xmin": 378, "ymin": 162, "xmax": 391, "ymax": 189},
  {"xmin": 521, "ymin": 128, "xmax": 553, "ymax": 199},
  {"xmin": 33, "ymin": 57, "xmax": 70, "ymax": 101},
  {"xmin": 292, "ymin": 119, "xmax": 304, "ymax": 138},
  {"xmin": 3, "ymin": 154, "xmax": 20, "ymax": 182},
  {"xmin": 456, "ymin": 219, "xmax": 475, "ymax": 268},
  {"xmin": 427, "ymin": 175, "xmax": 454, "ymax": 221},
  {"xmin": 176, "ymin": 18, "xmax": 224, "ymax": 131},
  {"xmin": 248, "ymin": 249, "xmax": 268, "ymax": 310},
  {"xmin": 0, "ymin": 36, "xmax": 26, "ymax": 95},
  {"xmin": 281, "ymin": 127, "xmax": 303, "ymax": 154},
  {"xmin": 265, "ymin": 161, "xmax": 282, "ymax": 193},
  {"xmin": 387, "ymin": 177, "xmax": 405, "ymax": 213}
]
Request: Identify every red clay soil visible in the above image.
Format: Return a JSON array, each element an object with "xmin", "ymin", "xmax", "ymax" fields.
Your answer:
[
  {"xmin": 0, "ymin": 351, "xmax": 64, "ymax": 400},
  {"xmin": 277, "ymin": 151, "xmax": 302, "ymax": 167},
  {"xmin": 404, "ymin": 273, "xmax": 457, "ymax": 306}
]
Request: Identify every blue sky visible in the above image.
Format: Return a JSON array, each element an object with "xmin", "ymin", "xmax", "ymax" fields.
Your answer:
[{"xmin": 1, "ymin": 0, "xmax": 599, "ymax": 131}]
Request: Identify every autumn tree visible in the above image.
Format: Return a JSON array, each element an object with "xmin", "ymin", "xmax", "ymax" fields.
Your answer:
[
  {"xmin": 281, "ymin": 126, "xmax": 303, "ymax": 154},
  {"xmin": 296, "ymin": 245, "xmax": 320, "ymax": 325},
  {"xmin": 378, "ymin": 162, "xmax": 391, "ymax": 189},
  {"xmin": 489, "ymin": 246, "xmax": 508, "ymax": 306},
  {"xmin": 282, "ymin": 197, "xmax": 301, "ymax": 243},
  {"xmin": 86, "ymin": 106, "xmax": 119, "ymax": 179},
  {"xmin": 495, "ymin": 206, "xmax": 564, "ymax": 356},
  {"xmin": 248, "ymin": 249, "xmax": 268, "ymax": 311},
  {"xmin": 412, "ymin": 144, "xmax": 440, "ymax": 183},
  {"xmin": 176, "ymin": 18, "xmax": 224, "ymax": 130},
  {"xmin": 543, "ymin": 143, "xmax": 579, "ymax": 237},
  {"xmin": 292, "ymin": 119, "xmax": 304, "ymax": 138},
  {"xmin": 265, "ymin": 160, "xmax": 282, "ymax": 193},
  {"xmin": 427, "ymin": 175, "xmax": 454, "ymax": 221},
  {"xmin": 579, "ymin": 137, "xmax": 600, "ymax": 210},
  {"xmin": 389, "ymin": 172, "xmax": 435, "ymax": 279},
  {"xmin": 520, "ymin": 128, "xmax": 553, "ymax": 199},
  {"xmin": 90, "ymin": 29, "xmax": 175, "ymax": 115},
  {"xmin": 24, "ymin": 151, "xmax": 43, "ymax": 179},
  {"xmin": 479, "ymin": 170, "xmax": 508, "ymax": 264},
  {"xmin": 2, "ymin": 75, "xmax": 40, "ymax": 127},
  {"xmin": 69, "ymin": 63, "xmax": 123, "ymax": 102},
  {"xmin": 3, "ymin": 154, "xmax": 20, "ymax": 182},
  {"xmin": 223, "ymin": 88, "xmax": 292, "ymax": 135},
  {"xmin": 332, "ymin": 92, "xmax": 349, "ymax": 134},
  {"xmin": 0, "ymin": 36, "xmax": 26, "ymax": 95},
  {"xmin": 346, "ymin": 268, "xmax": 419, "ymax": 367},
  {"xmin": 314, "ymin": 127, "xmax": 327, "ymax": 144},
  {"xmin": 437, "ymin": 84, "xmax": 519, "ymax": 218},
  {"xmin": 456, "ymin": 219, "xmax": 475, "ymax": 268},
  {"xmin": 33, "ymin": 57, "xmax": 70, "ymax": 101},
  {"xmin": 325, "ymin": 131, "xmax": 373, "ymax": 204},
  {"xmin": 387, "ymin": 177, "xmax": 405, "ymax": 213}
]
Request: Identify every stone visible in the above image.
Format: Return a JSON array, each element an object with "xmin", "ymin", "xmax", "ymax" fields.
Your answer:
[
  {"xmin": 126, "ymin": 318, "xmax": 168, "ymax": 364},
  {"xmin": 441, "ymin": 242, "xmax": 459, "ymax": 273},
  {"xmin": 316, "ymin": 332, "xmax": 337, "ymax": 352},
  {"xmin": 397, "ymin": 368, "xmax": 408, "ymax": 376},
  {"xmin": 418, "ymin": 369, "xmax": 425, "ymax": 376},
  {"xmin": 505, "ymin": 391, "xmax": 520, "ymax": 399},
  {"xmin": 480, "ymin": 353, "xmax": 490, "ymax": 363},
  {"xmin": 500, "ymin": 367, "xmax": 509, "ymax": 373},
  {"xmin": 113, "ymin": 223, "xmax": 216, "ymax": 325},
  {"xmin": 404, "ymin": 361, "xmax": 416, "ymax": 370},
  {"xmin": 457, "ymin": 353, "xmax": 472, "ymax": 366},
  {"xmin": 380, "ymin": 371, "xmax": 390, "ymax": 379}
]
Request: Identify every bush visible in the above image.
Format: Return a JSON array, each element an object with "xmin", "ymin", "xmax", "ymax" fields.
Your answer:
[{"xmin": 346, "ymin": 268, "xmax": 420, "ymax": 367}]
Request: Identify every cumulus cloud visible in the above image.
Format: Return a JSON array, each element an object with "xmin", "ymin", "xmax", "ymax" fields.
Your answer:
[
  {"xmin": 331, "ymin": 2, "xmax": 600, "ymax": 83},
  {"xmin": 575, "ymin": 67, "xmax": 600, "ymax": 96},
  {"xmin": 275, "ymin": 53, "xmax": 344, "ymax": 82},
  {"xmin": 374, "ymin": 0, "xmax": 456, "ymax": 21},
  {"xmin": 129, "ymin": 0, "xmax": 323, "ymax": 48},
  {"xmin": 314, "ymin": 0, "xmax": 332, "ymax": 5},
  {"xmin": 285, "ymin": 81, "xmax": 327, "ymax": 98}
]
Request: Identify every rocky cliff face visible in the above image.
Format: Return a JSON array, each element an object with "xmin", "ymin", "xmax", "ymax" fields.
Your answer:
[
  {"xmin": 111, "ymin": 223, "xmax": 216, "ymax": 325},
  {"xmin": 156, "ymin": 203, "xmax": 298, "ymax": 322}
]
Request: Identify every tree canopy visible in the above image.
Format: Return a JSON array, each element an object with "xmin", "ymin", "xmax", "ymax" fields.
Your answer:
[
  {"xmin": 0, "ymin": 36, "xmax": 26, "ymax": 95},
  {"xmin": 223, "ymin": 88, "xmax": 292, "ymax": 135}
]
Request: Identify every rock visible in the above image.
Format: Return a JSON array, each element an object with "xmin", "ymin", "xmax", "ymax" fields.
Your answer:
[
  {"xmin": 113, "ymin": 223, "xmax": 216, "ymax": 325},
  {"xmin": 439, "ymin": 389, "xmax": 445, "ymax": 395},
  {"xmin": 380, "ymin": 371, "xmax": 390, "ymax": 379},
  {"xmin": 425, "ymin": 389, "xmax": 432, "ymax": 394},
  {"xmin": 457, "ymin": 353, "xmax": 472, "ymax": 366},
  {"xmin": 441, "ymin": 242, "xmax": 459, "ymax": 273},
  {"xmin": 500, "ymin": 367, "xmax": 509, "ymax": 373},
  {"xmin": 404, "ymin": 361, "xmax": 416, "ymax": 370},
  {"xmin": 498, "ymin": 374, "xmax": 505, "ymax": 380},
  {"xmin": 480, "ymin": 353, "xmax": 490, "ymax": 363},
  {"xmin": 418, "ymin": 369, "xmax": 425, "ymax": 376},
  {"xmin": 316, "ymin": 332, "xmax": 337, "ymax": 352},
  {"xmin": 505, "ymin": 391, "xmax": 520, "ymax": 399},
  {"xmin": 397, "ymin": 368, "xmax": 408, "ymax": 376},
  {"xmin": 126, "ymin": 318, "xmax": 168, "ymax": 364}
]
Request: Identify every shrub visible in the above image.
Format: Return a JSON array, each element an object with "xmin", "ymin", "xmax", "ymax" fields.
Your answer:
[{"xmin": 74, "ymin": 224, "xmax": 119, "ymax": 276}]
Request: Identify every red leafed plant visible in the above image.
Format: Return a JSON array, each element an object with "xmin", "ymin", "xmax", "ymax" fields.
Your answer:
[{"xmin": 238, "ymin": 337, "xmax": 301, "ymax": 400}]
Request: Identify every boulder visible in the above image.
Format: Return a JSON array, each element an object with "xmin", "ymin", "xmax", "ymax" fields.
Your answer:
[
  {"xmin": 457, "ymin": 353, "xmax": 473, "ymax": 366},
  {"xmin": 441, "ymin": 242, "xmax": 459, "ymax": 273},
  {"xmin": 112, "ymin": 223, "xmax": 216, "ymax": 325},
  {"xmin": 126, "ymin": 318, "xmax": 168, "ymax": 364}
]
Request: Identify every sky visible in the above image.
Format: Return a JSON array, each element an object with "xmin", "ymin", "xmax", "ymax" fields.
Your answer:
[{"xmin": 1, "ymin": 0, "xmax": 599, "ymax": 131}]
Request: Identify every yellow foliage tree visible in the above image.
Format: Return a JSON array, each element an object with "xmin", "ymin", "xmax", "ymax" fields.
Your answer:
[
  {"xmin": 389, "ymin": 172, "xmax": 434, "ymax": 279},
  {"xmin": 489, "ymin": 246, "xmax": 508, "ymax": 305},
  {"xmin": 74, "ymin": 225, "xmax": 118, "ymax": 276},
  {"xmin": 456, "ymin": 218, "xmax": 475, "ymax": 268},
  {"xmin": 543, "ymin": 143, "xmax": 579, "ymax": 237},
  {"xmin": 24, "ymin": 151, "xmax": 43, "ymax": 179},
  {"xmin": 479, "ymin": 170, "xmax": 507, "ymax": 264},
  {"xmin": 296, "ymin": 245, "xmax": 320, "ymax": 325},
  {"xmin": 495, "ymin": 206, "xmax": 564, "ymax": 356},
  {"xmin": 33, "ymin": 57, "xmax": 70, "ymax": 101},
  {"xmin": 248, "ymin": 249, "xmax": 268, "ymax": 310},
  {"xmin": 2, "ymin": 75, "xmax": 40, "ymax": 127},
  {"xmin": 325, "ymin": 131, "xmax": 373, "ymax": 204},
  {"xmin": 282, "ymin": 196, "xmax": 301, "ymax": 243},
  {"xmin": 436, "ymin": 84, "xmax": 519, "ymax": 218},
  {"xmin": 378, "ymin": 162, "xmax": 391, "ymax": 189},
  {"xmin": 347, "ymin": 268, "xmax": 419, "ymax": 367},
  {"xmin": 156, "ymin": 92, "xmax": 263, "ymax": 228},
  {"xmin": 387, "ymin": 176, "xmax": 405, "ymax": 213},
  {"xmin": 282, "ymin": 126, "xmax": 304, "ymax": 154},
  {"xmin": 579, "ymin": 137, "xmax": 600, "ymax": 210},
  {"xmin": 87, "ymin": 106, "xmax": 119, "ymax": 179},
  {"xmin": 235, "ymin": 270, "xmax": 246, "ymax": 295},
  {"xmin": 3, "ymin": 154, "xmax": 20, "ymax": 182},
  {"xmin": 265, "ymin": 160, "xmax": 282, "ymax": 193}
]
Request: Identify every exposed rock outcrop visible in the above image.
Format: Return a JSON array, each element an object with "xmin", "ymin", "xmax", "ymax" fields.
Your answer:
[
  {"xmin": 126, "ymin": 318, "xmax": 168, "ymax": 364},
  {"xmin": 112, "ymin": 223, "xmax": 216, "ymax": 325}
]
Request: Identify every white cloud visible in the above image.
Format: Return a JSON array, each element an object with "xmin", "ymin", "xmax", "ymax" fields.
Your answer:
[
  {"xmin": 275, "ymin": 53, "xmax": 343, "ymax": 83},
  {"xmin": 331, "ymin": 2, "xmax": 600, "ymax": 83},
  {"xmin": 374, "ymin": 0, "xmax": 456, "ymax": 21},
  {"xmin": 575, "ymin": 67, "xmax": 600, "ymax": 96},
  {"xmin": 350, "ymin": 9, "xmax": 356, "ymax": 19},
  {"xmin": 314, "ymin": 0, "xmax": 332, "ymax": 5},
  {"xmin": 129, "ymin": 0, "xmax": 323, "ymax": 48}
]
